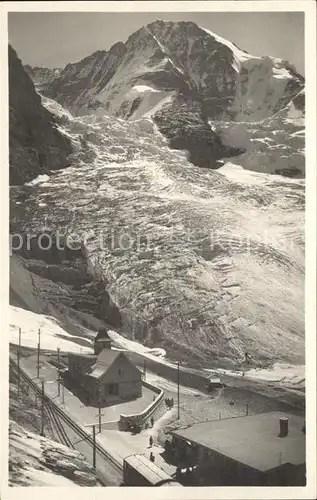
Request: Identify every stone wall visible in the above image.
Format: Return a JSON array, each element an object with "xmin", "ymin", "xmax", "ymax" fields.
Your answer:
[
  {"xmin": 125, "ymin": 351, "xmax": 209, "ymax": 392},
  {"xmin": 119, "ymin": 380, "xmax": 164, "ymax": 431}
]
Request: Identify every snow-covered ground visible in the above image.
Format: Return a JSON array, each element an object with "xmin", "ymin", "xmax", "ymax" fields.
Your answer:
[
  {"xmin": 9, "ymin": 303, "xmax": 305, "ymax": 395},
  {"xmin": 108, "ymin": 329, "xmax": 166, "ymax": 358},
  {"xmin": 9, "ymin": 305, "xmax": 93, "ymax": 353},
  {"xmin": 9, "ymin": 304, "xmax": 167, "ymax": 358},
  {"xmin": 213, "ymin": 90, "xmax": 305, "ymax": 177},
  {"xmin": 9, "ymin": 420, "xmax": 99, "ymax": 486},
  {"xmin": 218, "ymin": 162, "xmax": 305, "ymax": 186},
  {"xmin": 204, "ymin": 363, "xmax": 305, "ymax": 390}
]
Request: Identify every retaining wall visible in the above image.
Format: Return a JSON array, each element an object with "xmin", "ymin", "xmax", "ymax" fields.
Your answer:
[
  {"xmin": 125, "ymin": 351, "xmax": 209, "ymax": 392},
  {"xmin": 119, "ymin": 379, "xmax": 164, "ymax": 431}
]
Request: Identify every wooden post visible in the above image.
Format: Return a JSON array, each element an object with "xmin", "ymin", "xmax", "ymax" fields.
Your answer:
[
  {"xmin": 95, "ymin": 388, "xmax": 104, "ymax": 433},
  {"xmin": 177, "ymin": 362, "xmax": 180, "ymax": 420},
  {"xmin": 61, "ymin": 378, "xmax": 65, "ymax": 404},
  {"xmin": 143, "ymin": 359, "xmax": 146, "ymax": 381},
  {"xmin": 17, "ymin": 328, "xmax": 21, "ymax": 396},
  {"xmin": 98, "ymin": 406, "xmax": 102, "ymax": 433},
  {"xmin": 41, "ymin": 380, "xmax": 45, "ymax": 436},
  {"xmin": 37, "ymin": 329, "xmax": 41, "ymax": 378},
  {"xmin": 92, "ymin": 425, "xmax": 96, "ymax": 469},
  {"xmin": 246, "ymin": 404, "xmax": 249, "ymax": 416},
  {"xmin": 57, "ymin": 348, "xmax": 61, "ymax": 397}
]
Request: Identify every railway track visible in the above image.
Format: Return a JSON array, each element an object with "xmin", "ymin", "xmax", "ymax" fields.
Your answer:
[
  {"xmin": 9, "ymin": 358, "xmax": 123, "ymax": 485},
  {"xmin": 44, "ymin": 399, "xmax": 74, "ymax": 449}
]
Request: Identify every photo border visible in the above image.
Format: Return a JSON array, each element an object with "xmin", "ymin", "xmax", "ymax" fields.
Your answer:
[{"xmin": 0, "ymin": 2, "xmax": 316, "ymax": 499}]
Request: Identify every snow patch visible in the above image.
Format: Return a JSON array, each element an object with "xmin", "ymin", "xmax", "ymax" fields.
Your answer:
[
  {"xmin": 25, "ymin": 174, "xmax": 50, "ymax": 187},
  {"xmin": 208, "ymin": 363, "xmax": 305, "ymax": 389},
  {"xmin": 10, "ymin": 305, "xmax": 93, "ymax": 353},
  {"xmin": 200, "ymin": 26, "xmax": 260, "ymax": 72},
  {"xmin": 108, "ymin": 329, "xmax": 166, "ymax": 359}
]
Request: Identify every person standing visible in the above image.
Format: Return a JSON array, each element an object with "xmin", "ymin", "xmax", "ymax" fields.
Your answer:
[
  {"xmin": 150, "ymin": 452, "xmax": 155, "ymax": 462},
  {"xmin": 150, "ymin": 416, "xmax": 154, "ymax": 427},
  {"xmin": 149, "ymin": 435, "xmax": 153, "ymax": 447}
]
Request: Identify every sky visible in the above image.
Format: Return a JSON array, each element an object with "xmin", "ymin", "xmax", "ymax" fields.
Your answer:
[{"xmin": 8, "ymin": 12, "xmax": 304, "ymax": 76}]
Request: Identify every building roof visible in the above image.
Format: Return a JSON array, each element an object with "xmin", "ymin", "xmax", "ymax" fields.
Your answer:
[
  {"xmin": 95, "ymin": 327, "xmax": 111, "ymax": 341},
  {"xmin": 68, "ymin": 352, "xmax": 97, "ymax": 359},
  {"xmin": 170, "ymin": 412, "xmax": 305, "ymax": 472},
  {"xmin": 124, "ymin": 454, "xmax": 173, "ymax": 483},
  {"xmin": 87, "ymin": 350, "xmax": 122, "ymax": 379}
]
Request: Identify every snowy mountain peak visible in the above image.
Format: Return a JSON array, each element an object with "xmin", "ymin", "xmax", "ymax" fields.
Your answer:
[{"xmin": 40, "ymin": 19, "xmax": 303, "ymax": 125}]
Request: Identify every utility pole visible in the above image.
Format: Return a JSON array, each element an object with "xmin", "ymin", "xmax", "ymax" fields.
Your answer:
[
  {"xmin": 37, "ymin": 328, "xmax": 41, "ymax": 378},
  {"xmin": 41, "ymin": 380, "xmax": 45, "ymax": 436},
  {"xmin": 61, "ymin": 377, "xmax": 65, "ymax": 404},
  {"xmin": 57, "ymin": 347, "xmax": 61, "ymax": 397},
  {"xmin": 96, "ymin": 387, "xmax": 104, "ymax": 433},
  {"xmin": 17, "ymin": 328, "xmax": 21, "ymax": 396},
  {"xmin": 98, "ymin": 406, "xmax": 102, "ymax": 433},
  {"xmin": 92, "ymin": 425, "xmax": 96, "ymax": 469},
  {"xmin": 177, "ymin": 362, "xmax": 180, "ymax": 420}
]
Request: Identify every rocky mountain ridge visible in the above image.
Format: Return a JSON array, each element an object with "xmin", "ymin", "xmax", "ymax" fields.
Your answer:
[
  {"xmin": 30, "ymin": 20, "xmax": 305, "ymax": 174},
  {"xmin": 41, "ymin": 21, "xmax": 304, "ymax": 122},
  {"xmin": 24, "ymin": 64, "xmax": 62, "ymax": 86},
  {"xmin": 9, "ymin": 45, "xmax": 72, "ymax": 185}
]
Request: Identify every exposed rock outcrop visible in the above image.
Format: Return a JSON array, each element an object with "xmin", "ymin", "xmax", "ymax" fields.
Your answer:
[
  {"xmin": 41, "ymin": 21, "xmax": 304, "ymax": 122},
  {"xmin": 9, "ymin": 45, "xmax": 72, "ymax": 185},
  {"xmin": 36, "ymin": 21, "xmax": 304, "ymax": 173},
  {"xmin": 24, "ymin": 64, "xmax": 62, "ymax": 86}
]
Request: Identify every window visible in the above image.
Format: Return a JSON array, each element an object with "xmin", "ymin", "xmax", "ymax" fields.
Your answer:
[{"xmin": 118, "ymin": 368, "xmax": 123, "ymax": 376}]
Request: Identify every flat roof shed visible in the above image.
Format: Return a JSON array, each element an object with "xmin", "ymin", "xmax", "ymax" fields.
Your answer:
[{"xmin": 170, "ymin": 411, "xmax": 305, "ymax": 472}]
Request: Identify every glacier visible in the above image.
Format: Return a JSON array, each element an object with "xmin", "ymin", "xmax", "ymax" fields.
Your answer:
[{"xmin": 10, "ymin": 94, "xmax": 305, "ymax": 370}]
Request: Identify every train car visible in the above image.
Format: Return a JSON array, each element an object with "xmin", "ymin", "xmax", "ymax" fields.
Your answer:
[{"xmin": 123, "ymin": 453, "xmax": 182, "ymax": 486}]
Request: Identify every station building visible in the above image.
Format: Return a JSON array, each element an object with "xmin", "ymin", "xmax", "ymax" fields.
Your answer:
[
  {"xmin": 68, "ymin": 328, "xmax": 142, "ymax": 405},
  {"xmin": 169, "ymin": 411, "xmax": 305, "ymax": 486}
]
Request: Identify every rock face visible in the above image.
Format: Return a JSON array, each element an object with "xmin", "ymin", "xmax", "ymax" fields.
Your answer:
[
  {"xmin": 42, "ymin": 21, "xmax": 304, "ymax": 122},
  {"xmin": 153, "ymin": 98, "xmax": 244, "ymax": 169},
  {"xmin": 9, "ymin": 373, "xmax": 101, "ymax": 487},
  {"xmin": 37, "ymin": 20, "xmax": 304, "ymax": 172},
  {"xmin": 9, "ymin": 45, "xmax": 72, "ymax": 185},
  {"xmin": 24, "ymin": 64, "xmax": 62, "ymax": 86},
  {"xmin": 212, "ymin": 87, "xmax": 305, "ymax": 177},
  {"xmin": 10, "ymin": 251, "xmax": 122, "ymax": 336},
  {"xmin": 9, "ymin": 420, "xmax": 100, "ymax": 486}
]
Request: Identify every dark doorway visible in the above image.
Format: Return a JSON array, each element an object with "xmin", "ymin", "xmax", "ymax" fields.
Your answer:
[{"xmin": 108, "ymin": 383, "xmax": 119, "ymax": 395}]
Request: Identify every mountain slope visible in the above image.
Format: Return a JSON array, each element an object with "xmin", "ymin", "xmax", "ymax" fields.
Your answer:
[
  {"xmin": 9, "ymin": 45, "xmax": 72, "ymax": 185},
  {"xmin": 24, "ymin": 65, "xmax": 62, "ymax": 86},
  {"xmin": 212, "ymin": 87, "xmax": 305, "ymax": 177},
  {"xmin": 10, "ymin": 95, "xmax": 305, "ymax": 368},
  {"xmin": 37, "ymin": 21, "xmax": 304, "ymax": 174},
  {"xmin": 42, "ymin": 21, "xmax": 303, "ymax": 122}
]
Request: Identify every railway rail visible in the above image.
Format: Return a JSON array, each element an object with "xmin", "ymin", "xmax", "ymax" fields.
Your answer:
[
  {"xmin": 9, "ymin": 357, "xmax": 123, "ymax": 485},
  {"xmin": 10, "ymin": 355, "xmax": 181, "ymax": 487}
]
